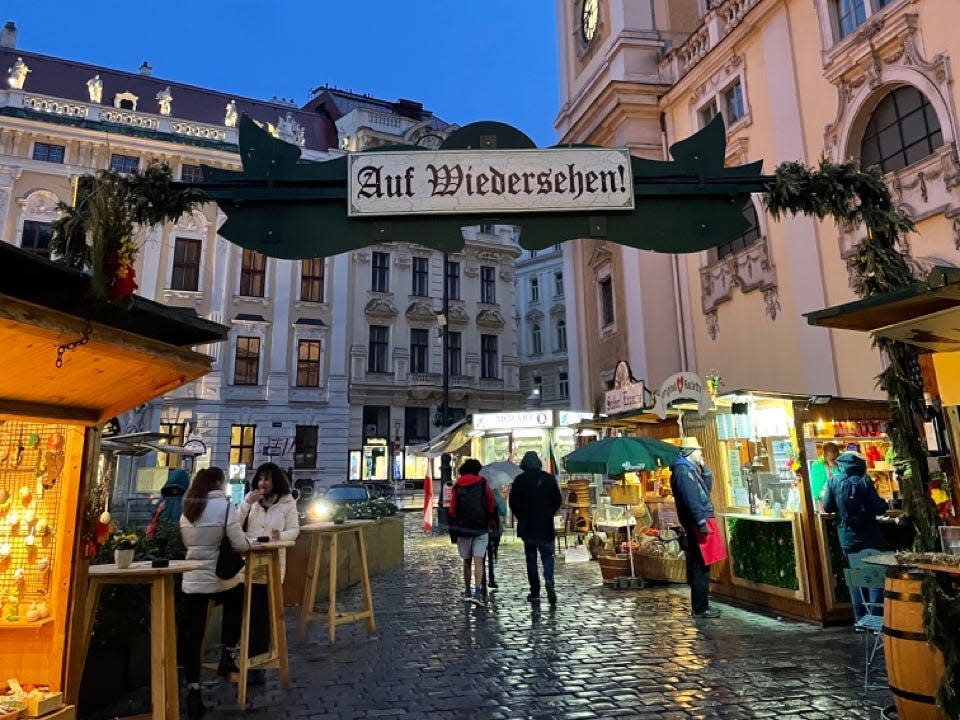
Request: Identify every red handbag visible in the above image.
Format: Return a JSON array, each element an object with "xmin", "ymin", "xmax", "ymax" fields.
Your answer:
[{"xmin": 697, "ymin": 517, "xmax": 727, "ymax": 565}]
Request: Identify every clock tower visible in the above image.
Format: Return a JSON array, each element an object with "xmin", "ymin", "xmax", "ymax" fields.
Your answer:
[{"xmin": 553, "ymin": 0, "xmax": 703, "ymax": 411}]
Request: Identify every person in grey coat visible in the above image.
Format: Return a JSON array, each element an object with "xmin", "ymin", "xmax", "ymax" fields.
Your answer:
[
  {"xmin": 179, "ymin": 467, "xmax": 251, "ymax": 719},
  {"xmin": 509, "ymin": 451, "xmax": 562, "ymax": 605}
]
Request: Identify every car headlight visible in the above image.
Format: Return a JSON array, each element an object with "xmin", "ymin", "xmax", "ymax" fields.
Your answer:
[{"xmin": 311, "ymin": 499, "xmax": 333, "ymax": 520}]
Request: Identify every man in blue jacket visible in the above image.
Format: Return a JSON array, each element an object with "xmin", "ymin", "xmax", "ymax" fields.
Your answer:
[
  {"xmin": 822, "ymin": 451, "xmax": 888, "ymax": 620},
  {"xmin": 670, "ymin": 437, "xmax": 719, "ymax": 618},
  {"xmin": 510, "ymin": 451, "xmax": 562, "ymax": 605}
]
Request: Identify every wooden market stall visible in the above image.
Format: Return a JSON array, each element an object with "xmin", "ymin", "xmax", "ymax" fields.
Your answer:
[{"xmin": 0, "ymin": 244, "xmax": 227, "ymax": 718}]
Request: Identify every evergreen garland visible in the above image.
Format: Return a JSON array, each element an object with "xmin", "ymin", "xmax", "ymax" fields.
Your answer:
[
  {"xmin": 51, "ymin": 164, "xmax": 204, "ymax": 302},
  {"xmin": 764, "ymin": 157, "xmax": 954, "ymax": 718}
]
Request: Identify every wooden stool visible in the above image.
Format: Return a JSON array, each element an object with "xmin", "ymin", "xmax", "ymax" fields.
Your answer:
[
  {"xmin": 299, "ymin": 521, "xmax": 376, "ymax": 644},
  {"xmin": 71, "ymin": 560, "xmax": 201, "ymax": 720}
]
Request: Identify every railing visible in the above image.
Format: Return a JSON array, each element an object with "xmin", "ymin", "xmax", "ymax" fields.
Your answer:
[{"xmin": 659, "ymin": 0, "xmax": 762, "ymax": 82}]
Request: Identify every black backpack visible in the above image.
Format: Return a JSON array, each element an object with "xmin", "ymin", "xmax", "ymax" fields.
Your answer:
[{"xmin": 454, "ymin": 480, "xmax": 489, "ymax": 537}]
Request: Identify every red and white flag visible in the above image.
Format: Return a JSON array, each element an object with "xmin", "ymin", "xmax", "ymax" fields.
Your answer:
[{"xmin": 422, "ymin": 473, "xmax": 434, "ymax": 533}]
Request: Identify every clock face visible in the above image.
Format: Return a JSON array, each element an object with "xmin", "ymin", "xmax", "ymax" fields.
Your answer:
[{"xmin": 581, "ymin": 0, "xmax": 599, "ymax": 43}]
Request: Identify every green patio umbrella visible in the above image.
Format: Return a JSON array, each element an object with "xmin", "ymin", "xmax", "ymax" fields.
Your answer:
[{"xmin": 562, "ymin": 436, "xmax": 680, "ymax": 475}]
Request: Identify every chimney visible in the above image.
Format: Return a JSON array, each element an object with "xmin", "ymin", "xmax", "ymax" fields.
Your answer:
[
  {"xmin": 139, "ymin": 61, "xmax": 152, "ymax": 76},
  {"xmin": 0, "ymin": 22, "xmax": 17, "ymax": 49}
]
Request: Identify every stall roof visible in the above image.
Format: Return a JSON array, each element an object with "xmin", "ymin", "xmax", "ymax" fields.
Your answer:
[
  {"xmin": 1, "ymin": 245, "xmax": 228, "ymax": 425},
  {"xmin": 804, "ymin": 266, "xmax": 960, "ymax": 333}
]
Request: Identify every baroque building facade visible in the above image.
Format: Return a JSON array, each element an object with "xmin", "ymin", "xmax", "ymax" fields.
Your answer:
[
  {"xmin": 0, "ymin": 24, "xmax": 525, "ymax": 493},
  {"xmin": 555, "ymin": 0, "xmax": 960, "ymax": 404},
  {"xmin": 515, "ymin": 245, "xmax": 570, "ymax": 409}
]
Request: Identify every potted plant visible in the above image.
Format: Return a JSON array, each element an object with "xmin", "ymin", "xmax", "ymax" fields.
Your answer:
[{"xmin": 112, "ymin": 532, "xmax": 138, "ymax": 569}]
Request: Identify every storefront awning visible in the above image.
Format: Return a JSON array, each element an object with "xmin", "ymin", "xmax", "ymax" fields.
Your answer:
[
  {"xmin": 410, "ymin": 418, "xmax": 473, "ymax": 457},
  {"xmin": 805, "ymin": 266, "xmax": 960, "ymax": 334}
]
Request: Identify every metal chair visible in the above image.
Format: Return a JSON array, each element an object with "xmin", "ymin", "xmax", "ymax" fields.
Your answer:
[{"xmin": 843, "ymin": 566, "xmax": 887, "ymax": 693}]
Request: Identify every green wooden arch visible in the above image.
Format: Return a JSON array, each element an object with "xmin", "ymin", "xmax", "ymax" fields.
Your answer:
[{"xmin": 196, "ymin": 114, "xmax": 771, "ymax": 259}]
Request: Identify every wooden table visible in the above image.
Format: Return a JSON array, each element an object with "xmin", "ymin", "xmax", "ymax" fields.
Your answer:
[
  {"xmin": 298, "ymin": 521, "xmax": 376, "ymax": 644},
  {"xmin": 74, "ymin": 560, "xmax": 202, "ymax": 720},
  {"xmin": 232, "ymin": 541, "xmax": 294, "ymax": 708}
]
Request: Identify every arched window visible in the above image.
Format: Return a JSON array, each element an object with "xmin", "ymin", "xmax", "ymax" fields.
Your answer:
[
  {"xmin": 860, "ymin": 86, "xmax": 943, "ymax": 175},
  {"xmin": 531, "ymin": 324, "xmax": 542, "ymax": 355},
  {"xmin": 556, "ymin": 320, "xmax": 567, "ymax": 352},
  {"xmin": 716, "ymin": 200, "xmax": 761, "ymax": 260}
]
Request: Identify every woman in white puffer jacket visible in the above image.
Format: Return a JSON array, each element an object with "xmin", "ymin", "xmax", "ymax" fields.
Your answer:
[
  {"xmin": 236, "ymin": 463, "xmax": 300, "ymax": 682},
  {"xmin": 179, "ymin": 466, "xmax": 251, "ymax": 719}
]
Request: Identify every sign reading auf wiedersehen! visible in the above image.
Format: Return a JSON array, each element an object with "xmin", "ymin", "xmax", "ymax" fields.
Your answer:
[{"xmin": 347, "ymin": 148, "xmax": 635, "ymax": 216}]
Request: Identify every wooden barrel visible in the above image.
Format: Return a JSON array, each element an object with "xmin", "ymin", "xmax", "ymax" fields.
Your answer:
[{"xmin": 883, "ymin": 567, "xmax": 947, "ymax": 720}]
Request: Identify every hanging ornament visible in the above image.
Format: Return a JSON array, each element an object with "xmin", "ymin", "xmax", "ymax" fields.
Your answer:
[
  {"xmin": 34, "ymin": 518, "xmax": 48, "ymax": 536},
  {"xmin": 36, "ymin": 600, "xmax": 49, "ymax": 618},
  {"xmin": 23, "ymin": 533, "xmax": 35, "ymax": 547},
  {"xmin": 37, "ymin": 556, "xmax": 49, "ymax": 572},
  {"xmin": 25, "ymin": 602, "xmax": 39, "ymax": 622},
  {"xmin": 99, "ymin": 511, "xmax": 111, "ymax": 524},
  {"xmin": 18, "ymin": 486, "xmax": 31, "ymax": 504},
  {"xmin": 0, "ymin": 543, "xmax": 10, "ymax": 558},
  {"xmin": 13, "ymin": 568, "xmax": 24, "ymax": 582},
  {"xmin": 46, "ymin": 434, "xmax": 65, "ymax": 450},
  {"xmin": 23, "ymin": 508, "xmax": 35, "ymax": 526},
  {"xmin": 7, "ymin": 511, "xmax": 18, "ymax": 529},
  {"xmin": 27, "ymin": 434, "xmax": 39, "ymax": 448}
]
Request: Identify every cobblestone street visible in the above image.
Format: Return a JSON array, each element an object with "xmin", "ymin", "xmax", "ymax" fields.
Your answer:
[{"xmin": 184, "ymin": 513, "xmax": 890, "ymax": 719}]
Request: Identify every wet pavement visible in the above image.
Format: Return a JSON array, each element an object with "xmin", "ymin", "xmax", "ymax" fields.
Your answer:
[{"xmin": 101, "ymin": 512, "xmax": 893, "ymax": 719}]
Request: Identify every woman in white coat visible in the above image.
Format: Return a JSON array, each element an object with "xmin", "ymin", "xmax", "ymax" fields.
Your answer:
[
  {"xmin": 237, "ymin": 463, "xmax": 299, "ymax": 682},
  {"xmin": 179, "ymin": 466, "xmax": 251, "ymax": 719}
]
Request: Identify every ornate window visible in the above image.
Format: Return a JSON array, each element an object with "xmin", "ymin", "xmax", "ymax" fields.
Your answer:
[
  {"xmin": 554, "ymin": 271, "xmax": 564, "ymax": 296},
  {"xmin": 559, "ymin": 371, "xmax": 569, "ymax": 400},
  {"xmin": 529, "ymin": 275, "xmax": 540, "ymax": 303},
  {"xmin": 480, "ymin": 265, "xmax": 496, "ymax": 304},
  {"xmin": 296, "ymin": 339, "xmax": 322, "ymax": 387},
  {"xmin": 300, "ymin": 258, "xmax": 325, "ymax": 302},
  {"xmin": 445, "ymin": 260, "xmax": 460, "ymax": 300},
  {"xmin": 447, "ymin": 331, "xmax": 462, "ymax": 376},
  {"xmin": 859, "ymin": 86, "xmax": 943, "ymax": 175},
  {"xmin": 556, "ymin": 319, "xmax": 568, "ymax": 352},
  {"xmin": 371, "ymin": 251, "xmax": 390, "ymax": 292},
  {"xmin": 599, "ymin": 276, "xmax": 614, "ymax": 328},
  {"xmin": 480, "ymin": 334, "xmax": 499, "ymax": 379},
  {"xmin": 412, "ymin": 256, "xmax": 429, "ymax": 297},
  {"xmin": 239, "ymin": 249, "xmax": 266, "ymax": 297},
  {"xmin": 368, "ymin": 325, "xmax": 389, "ymax": 373},
  {"xmin": 294, "ymin": 425, "xmax": 318, "ymax": 469},
  {"xmin": 410, "ymin": 328, "xmax": 429, "ymax": 373},
  {"xmin": 834, "ymin": 0, "xmax": 867, "ymax": 39},
  {"xmin": 233, "ymin": 336, "xmax": 261, "ymax": 385},
  {"xmin": 32, "ymin": 142, "xmax": 64, "ymax": 164},
  {"xmin": 20, "ymin": 220, "xmax": 52, "ymax": 258},
  {"xmin": 171, "ymin": 237, "xmax": 201, "ymax": 291},
  {"xmin": 229, "ymin": 424, "xmax": 256, "ymax": 467},
  {"xmin": 109, "ymin": 153, "xmax": 139, "ymax": 174},
  {"xmin": 157, "ymin": 422, "xmax": 186, "ymax": 468},
  {"xmin": 531, "ymin": 324, "xmax": 542, "ymax": 355}
]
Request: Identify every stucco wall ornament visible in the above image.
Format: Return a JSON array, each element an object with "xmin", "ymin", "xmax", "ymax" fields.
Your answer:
[
  {"xmin": 87, "ymin": 75, "xmax": 103, "ymax": 104},
  {"xmin": 406, "ymin": 302, "xmax": 437, "ymax": 322},
  {"xmin": 156, "ymin": 87, "xmax": 173, "ymax": 116},
  {"xmin": 476, "ymin": 308, "xmax": 506, "ymax": 329},
  {"xmin": 7, "ymin": 57, "xmax": 28, "ymax": 90},
  {"xmin": 699, "ymin": 230, "xmax": 778, "ymax": 329},
  {"xmin": 276, "ymin": 112, "xmax": 305, "ymax": 146},
  {"xmin": 225, "ymin": 100, "xmax": 238, "ymax": 127},
  {"xmin": 363, "ymin": 297, "xmax": 398, "ymax": 319}
]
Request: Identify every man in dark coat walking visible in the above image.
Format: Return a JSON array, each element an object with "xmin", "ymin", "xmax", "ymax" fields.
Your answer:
[
  {"xmin": 509, "ymin": 451, "xmax": 562, "ymax": 604},
  {"xmin": 670, "ymin": 437, "xmax": 720, "ymax": 619}
]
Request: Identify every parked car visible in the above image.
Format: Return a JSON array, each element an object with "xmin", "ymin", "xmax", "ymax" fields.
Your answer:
[{"xmin": 308, "ymin": 483, "xmax": 370, "ymax": 521}]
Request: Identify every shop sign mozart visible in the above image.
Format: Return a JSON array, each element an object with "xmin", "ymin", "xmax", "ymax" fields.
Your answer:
[{"xmin": 348, "ymin": 148, "xmax": 635, "ymax": 216}]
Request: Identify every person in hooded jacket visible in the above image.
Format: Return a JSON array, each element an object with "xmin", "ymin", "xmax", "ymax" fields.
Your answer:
[
  {"xmin": 822, "ymin": 450, "xmax": 888, "ymax": 620},
  {"xmin": 146, "ymin": 468, "xmax": 189, "ymax": 538},
  {"xmin": 509, "ymin": 451, "xmax": 562, "ymax": 605},
  {"xmin": 670, "ymin": 437, "xmax": 719, "ymax": 619},
  {"xmin": 179, "ymin": 466, "xmax": 251, "ymax": 719},
  {"xmin": 237, "ymin": 462, "xmax": 300, "ymax": 682}
]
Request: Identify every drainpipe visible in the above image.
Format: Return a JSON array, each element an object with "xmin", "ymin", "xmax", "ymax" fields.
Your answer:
[{"xmin": 661, "ymin": 110, "xmax": 689, "ymax": 372}]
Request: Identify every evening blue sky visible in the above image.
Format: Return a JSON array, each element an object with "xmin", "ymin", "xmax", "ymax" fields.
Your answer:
[{"xmin": 6, "ymin": 1, "xmax": 560, "ymax": 147}]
